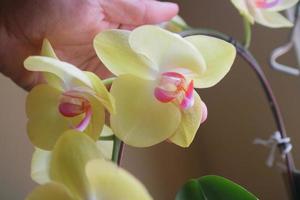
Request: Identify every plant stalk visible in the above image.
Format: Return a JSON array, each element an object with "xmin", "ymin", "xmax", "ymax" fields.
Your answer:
[
  {"xmin": 101, "ymin": 77, "xmax": 124, "ymax": 165},
  {"xmin": 180, "ymin": 28, "xmax": 296, "ymax": 198},
  {"xmin": 243, "ymin": 17, "xmax": 252, "ymax": 49},
  {"xmin": 112, "ymin": 136, "xmax": 124, "ymax": 165}
]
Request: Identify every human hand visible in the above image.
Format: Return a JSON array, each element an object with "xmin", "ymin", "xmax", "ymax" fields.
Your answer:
[{"xmin": 0, "ymin": 0, "xmax": 178, "ymax": 90}]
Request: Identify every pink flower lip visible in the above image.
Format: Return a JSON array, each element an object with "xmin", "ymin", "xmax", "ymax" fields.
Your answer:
[
  {"xmin": 154, "ymin": 71, "xmax": 195, "ymax": 110},
  {"xmin": 154, "ymin": 87, "xmax": 177, "ymax": 102},
  {"xmin": 180, "ymin": 80, "xmax": 194, "ymax": 110},
  {"xmin": 59, "ymin": 102, "xmax": 85, "ymax": 117},
  {"xmin": 59, "ymin": 91, "xmax": 92, "ymax": 131}
]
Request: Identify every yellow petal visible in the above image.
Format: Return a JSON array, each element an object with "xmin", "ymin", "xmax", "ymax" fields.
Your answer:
[
  {"xmin": 110, "ymin": 74, "xmax": 181, "ymax": 147},
  {"xmin": 96, "ymin": 140, "xmax": 113, "ymax": 160},
  {"xmin": 24, "ymin": 56, "xmax": 93, "ymax": 88},
  {"xmin": 26, "ymin": 182, "xmax": 74, "ymax": 200},
  {"xmin": 169, "ymin": 92, "xmax": 202, "ymax": 147},
  {"xmin": 231, "ymin": 0, "xmax": 254, "ymax": 23},
  {"xmin": 40, "ymin": 39, "xmax": 58, "ymax": 59},
  {"xmin": 86, "ymin": 159, "xmax": 153, "ymax": 200},
  {"xmin": 97, "ymin": 125, "xmax": 114, "ymax": 160},
  {"xmin": 253, "ymin": 10, "xmax": 293, "ymax": 28},
  {"xmin": 100, "ymin": 125, "xmax": 114, "ymax": 137},
  {"xmin": 185, "ymin": 35, "xmax": 236, "ymax": 88},
  {"xmin": 129, "ymin": 25, "xmax": 206, "ymax": 75},
  {"xmin": 265, "ymin": 0, "xmax": 299, "ymax": 11},
  {"xmin": 84, "ymin": 71, "xmax": 115, "ymax": 113},
  {"xmin": 94, "ymin": 29, "xmax": 155, "ymax": 79},
  {"xmin": 26, "ymin": 84, "xmax": 72, "ymax": 150},
  {"xmin": 81, "ymin": 92, "xmax": 106, "ymax": 142},
  {"xmin": 50, "ymin": 130, "xmax": 103, "ymax": 199},
  {"xmin": 40, "ymin": 39, "xmax": 63, "ymax": 89},
  {"xmin": 31, "ymin": 148, "xmax": 52, "ymax": 184}
]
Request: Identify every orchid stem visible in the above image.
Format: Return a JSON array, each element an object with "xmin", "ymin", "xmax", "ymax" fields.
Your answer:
[
  {"xmin": 99, "ymin": 135, "xmax": 115, "ymax": 141},
  {"xmin": 112, "ymin": 136, "xmax": 124, "ymax": 165},
  {"xmin": 180, "ymin": 28, "xmax": 296, "ymax": 199},
  {"xmin": 243, "ymin": 17, "xmax": 252, "ymax": 49},
  {"xmin": 102, "ymin": 77, "xmax": 116, "ymax": 86},
  {"xmin": 102, "ymin": 78, "xmax": 123, "ymax": 164}
]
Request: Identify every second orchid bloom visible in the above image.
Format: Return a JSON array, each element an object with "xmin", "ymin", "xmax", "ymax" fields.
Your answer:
[
  {"xmin": 94, "ymin": 25, "xmax": 236, "ymax": 148},
  {"xmin": 231, "ymin": 0, "xmax": 299, "ymax": 28},
  {"xmin": 25, "ymin": 40, "xmax": 115, "ymax": 150}
]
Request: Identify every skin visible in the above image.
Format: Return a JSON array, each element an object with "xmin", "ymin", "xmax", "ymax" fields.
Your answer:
[{"xmin": 0, "ymin": 0, "xmax": 179, "ymax": 90}]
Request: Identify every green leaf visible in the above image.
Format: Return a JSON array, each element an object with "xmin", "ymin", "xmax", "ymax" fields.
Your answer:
[
  {"xmin": 176, "ymin": 175, "xmax": 258, "ymax": 200},
  {"xmin": 293, "ymin": 171, "xmax": 300, "ymax": 199}
]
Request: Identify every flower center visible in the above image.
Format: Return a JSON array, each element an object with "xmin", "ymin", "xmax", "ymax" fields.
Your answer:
[
  {"xmin": 254, "ymin": 0, "xmax": 280, "ymax": 9},
  {"xmin": 154, "ymin": 72, "xmax": 194, "ymax": 110},
  {"xmin": 59, "ymin": 91, "xmax": 92, "ymax": 131}
]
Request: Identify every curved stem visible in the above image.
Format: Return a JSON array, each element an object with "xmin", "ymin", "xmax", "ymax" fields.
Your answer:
[
  {"xmin": 99, "ymin": 135, "xmax": 115, "ymax": 141},
  {"xmin": 243, "ymin": 17, "xmax": 252, "ymax": 49},
  {"xmin": 180, "ymin": 28, "xmax": 296, "ymax": 197},
  {"xmin": 112, "ymin": 136, "xmax": 124, "ymax": 166},
  {"xmin": 102, "ymin": 76, "xmax": 124, "ymax": 165}
]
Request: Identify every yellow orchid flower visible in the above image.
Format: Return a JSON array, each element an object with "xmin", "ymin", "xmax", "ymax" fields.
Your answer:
[
  {"xmin": 24, "ymin": 40, "xmax": 115, "ymax": 150},
  {"xmin": 231, "ymin": 0, "xmax": 299, "ymax": 28},
  {"xmin": 94, "ymin": 25, "xmax": 236, "ymax": 148},
  {"xmin": 27, "ymin": 130, "xmax": 153, "ymax": 200},
  {"xmin": 31, "ymin": 126, "xmax": 114, "ymax": 185}
]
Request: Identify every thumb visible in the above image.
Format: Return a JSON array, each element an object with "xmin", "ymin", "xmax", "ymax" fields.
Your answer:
[
  {"xmin": 100, "ymin": 0, "xmax": 179, "ymax": 26},
  {"xmin": 141, "ymin": 0, "xmax": 179, "ymax": 24}
]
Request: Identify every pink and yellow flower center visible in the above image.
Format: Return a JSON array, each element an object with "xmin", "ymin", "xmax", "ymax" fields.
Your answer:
[
  {"xmin": 255, "ymin": 0, "xmax": 281, "ymax": 9},
  {"xmin": 154, "ymin": 71, "xmax": 194, "ymax": 110},
  {"xmin": 59, "ymin": 91, "xmax": 92, "ymax": 131}
]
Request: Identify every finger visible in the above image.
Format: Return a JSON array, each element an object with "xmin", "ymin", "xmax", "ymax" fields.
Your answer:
[
  {"xmin": 119, "ymin": 24, "xmax": 136, "ymax": 30},
  {"xmin": 100, "ymin": 0, "xmax": 179, "ymax": 26},
  {"xmin": 141, "ymin": 0, "xmax": 179, "ymax": 24}
]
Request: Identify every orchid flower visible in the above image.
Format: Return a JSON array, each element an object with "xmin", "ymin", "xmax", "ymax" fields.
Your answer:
[
  {"xmin": 27, "ymin": 130, "xmax": 153, "ymax": 200},
  {"xmin": 231, "ymin": 0, "xmax": 299, "ymax": 28},
  {"xmin": 94, "ymin": 25, "xmax": 236, "ymax": 148},
  {"xmin": 24, "ymin": 40, "xmax": 115, "ymax": 150}
]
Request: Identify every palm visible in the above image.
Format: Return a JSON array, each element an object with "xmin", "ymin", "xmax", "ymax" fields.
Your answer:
[{"xmin": 0, "ymin": 0, "xmax": 178, "ymax": 89}]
